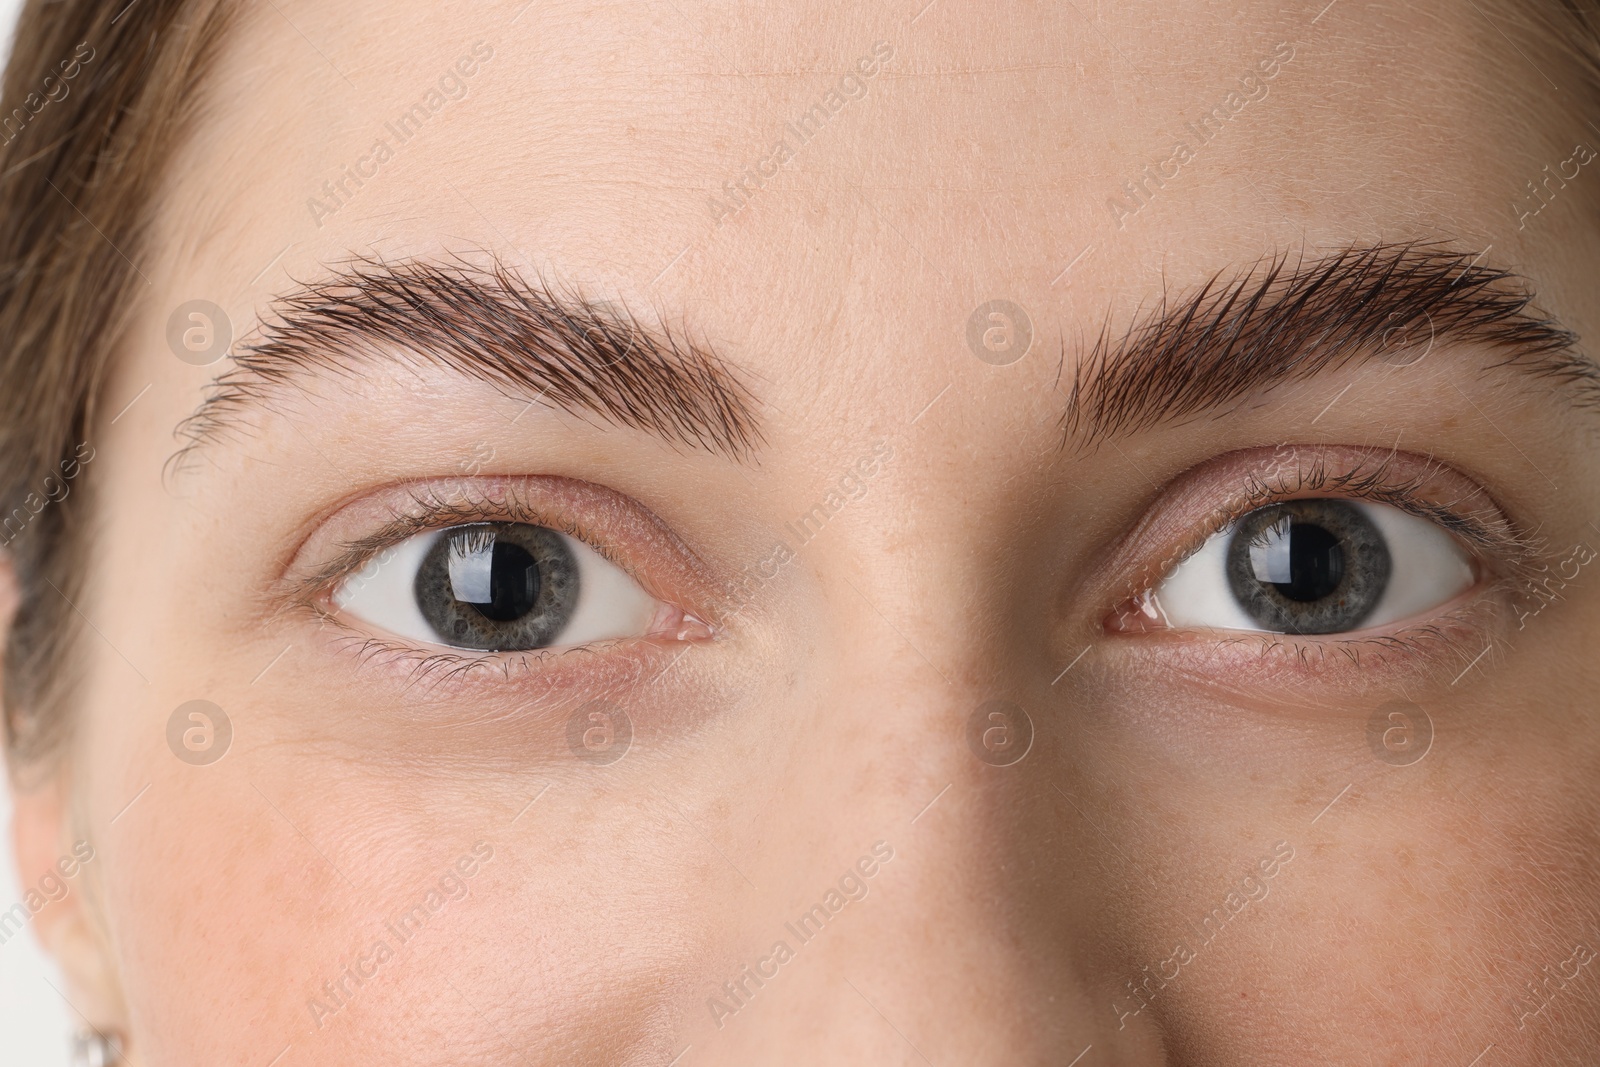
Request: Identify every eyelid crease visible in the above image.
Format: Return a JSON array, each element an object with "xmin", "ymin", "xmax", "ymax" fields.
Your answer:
[
  {"xmin": 1115, "ymin": 446, "xmax": 1546, "ymax": 610},
  {"xmin": 273, "ymin": 477, "xmax": 698, "ymax": 631}
]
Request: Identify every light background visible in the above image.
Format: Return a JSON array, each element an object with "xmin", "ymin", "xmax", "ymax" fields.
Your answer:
[{"xmin": 0, "ymin": 0, "xmax": 78, "ymax": 1063}]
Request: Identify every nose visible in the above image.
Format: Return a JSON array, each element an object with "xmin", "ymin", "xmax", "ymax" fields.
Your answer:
[{"xmin": 681, "ymin": 534, "xmax": 1172, "ymax": 1067}]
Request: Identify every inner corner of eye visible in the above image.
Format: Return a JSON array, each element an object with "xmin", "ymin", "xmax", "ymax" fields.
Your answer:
[
  {"xmin": 1137, "ymin": 498, "xmax": 1476, "ymax": 637},
  {"xmin": 327, "ymin": 523, "xmax": 660, "ymax": 654}
]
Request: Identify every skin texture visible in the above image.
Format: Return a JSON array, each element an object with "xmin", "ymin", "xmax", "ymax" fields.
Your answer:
[{"xmin": 8, "ymin": 0, "xmax": 1600, "ymax": 1063}]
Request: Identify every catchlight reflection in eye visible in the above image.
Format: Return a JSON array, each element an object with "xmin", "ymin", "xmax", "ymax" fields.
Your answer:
[
  {"xmin": 332, "ymin": 522, "xmax": 661, "ymax": 651},
  {"xmin": 1145, "ymin": 499, "xmax": 1476, "ymax": 635}
]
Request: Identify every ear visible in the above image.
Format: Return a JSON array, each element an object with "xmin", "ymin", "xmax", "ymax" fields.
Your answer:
[
  {"xmin": 10, "ymin": 778, "xmax": 128, "ymax": 1029},
  {"xmin": 1, "ymin": 555, "xmax": 130, "ymax": 1046}
]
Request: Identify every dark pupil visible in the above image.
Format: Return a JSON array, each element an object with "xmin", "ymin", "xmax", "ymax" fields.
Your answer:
[
  {"xmin": 415, "ymin": 522, "xmax": 580, "ymax": 651},
  {"xmin": 1226, "ymin": 499, "xmax": 1390, "ymax": 635},
  {"xmin": 459, "ymin": 539, "xmax": 539, "ymax": 621},
  {"xmin": 1273, "ymin": 522, "xmax": 1343, "ymax": 602}
]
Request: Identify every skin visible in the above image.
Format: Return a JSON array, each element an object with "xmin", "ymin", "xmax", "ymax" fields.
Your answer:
[{"xmin": 8, "ymin": 0, "xmax": 1600, "ymax": 1063}]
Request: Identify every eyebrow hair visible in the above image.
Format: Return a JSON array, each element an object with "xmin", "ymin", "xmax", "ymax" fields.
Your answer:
[
  {"xmin": 1060, "ymin": 243, "xmax": 1600, "ymax": 446},
  {"xmin": 177, "ymin": 256, "xmax": 764, "ymax": 464}
]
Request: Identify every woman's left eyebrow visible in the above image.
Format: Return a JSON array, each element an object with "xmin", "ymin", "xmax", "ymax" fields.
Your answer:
[
  {"xmin": 1060, "ymin": 242, "xmax": 1600, "ymax": 447},
  {"xmin": 174, "ymin": 254, "xmax": 765, "ymax": 464}
]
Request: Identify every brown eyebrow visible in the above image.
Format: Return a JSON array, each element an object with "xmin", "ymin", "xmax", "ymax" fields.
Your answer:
[
  {"xmin": 175, "ymin": 255, "xmax": 764, "ymax": 465},
  {"xmin": 1060, "ymin": 243, "xmax": 1600, "ymax": 447}
]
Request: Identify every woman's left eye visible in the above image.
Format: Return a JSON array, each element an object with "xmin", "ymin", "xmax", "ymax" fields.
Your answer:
[
  {"xmin": 1139, "ymin": 499, "xmax": 1477, "ymax": 635},
  {"xmin": 331, "ymin": 522, "xmax": 663, "ymax": 652}
]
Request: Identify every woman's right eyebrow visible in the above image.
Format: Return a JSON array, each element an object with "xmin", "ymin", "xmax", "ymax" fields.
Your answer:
[{"xmin": 173, "ymin": 254, "xmax": 766, "ymax": 467}]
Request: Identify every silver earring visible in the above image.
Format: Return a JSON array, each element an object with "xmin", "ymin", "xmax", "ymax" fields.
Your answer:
[{"xmin": 70, "ymin": 1029, "xmax": 123, "ymax": 1067}]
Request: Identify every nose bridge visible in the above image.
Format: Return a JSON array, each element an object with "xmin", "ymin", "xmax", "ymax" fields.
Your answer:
[
  {"xmin": 720, "ymin": 510, "xmax": 1117, "ymax": 1065},
  {"xmin": 670, "ymin": 432, "xmax": 1184, "ymax": 1064}
]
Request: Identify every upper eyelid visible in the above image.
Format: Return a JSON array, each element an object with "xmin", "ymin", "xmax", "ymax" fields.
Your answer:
[
  {"xmin": 300, "ymin": 489, "xmax": 596, "ymax": 592},
  {"xmin": 1109, "ymin": 447, "xmax": 1540, "ymax": 604},
  {"xmin": 273, "ymin": 475, "xmax": 706, "ymax": 624},
  {"xmin": 1237, "ymin": 453, "xmax": 1517, "ymax": 551}
]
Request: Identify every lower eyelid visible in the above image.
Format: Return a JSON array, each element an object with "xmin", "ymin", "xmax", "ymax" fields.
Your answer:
[
  {"xmin": 312, "ymin": 621, "xmax": 695, "ymax": 706},
  {"xmin": 1097, "ymin": 591, "xmax": 1515, "ymax": 703}
]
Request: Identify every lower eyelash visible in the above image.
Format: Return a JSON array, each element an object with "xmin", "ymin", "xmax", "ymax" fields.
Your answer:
[
  {"xmin": 314, "ymin": 611, "xmax": 691, "ymax": 698},
  {"xmin": 1217, "ymin": 610, "xmax": 1470, "ymax": 665},
  {"xmin": 1118, "ymin": 586, "xmax": 1519, "ymax": 697},
  {"xmin": 332, "ymin": 628, "xmax": 577, "ymax": 683}
]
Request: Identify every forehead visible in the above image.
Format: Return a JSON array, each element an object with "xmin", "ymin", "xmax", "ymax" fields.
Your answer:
[{"xmin": 141, "ymin": 0, "xmax": 1586, "ymax": 418}]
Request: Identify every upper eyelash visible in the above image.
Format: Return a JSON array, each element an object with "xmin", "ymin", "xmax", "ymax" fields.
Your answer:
[
  {"xmin": 1123, "ymin": 450, "xmax": 1547, "ymax": 605},
  {"xmin": 285, "ymin": 482, "xmax": 679, "ymax": 681},
  {"xmin": 1240, "ymin": 450, "xmax": 1533, "ymax": 555},
  {"xmin": 293, "ymin": 482, "xmax": 624, "ymax": 602}
]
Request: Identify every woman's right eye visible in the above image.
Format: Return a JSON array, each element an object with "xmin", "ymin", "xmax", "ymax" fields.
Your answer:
[{"xmin": 331, "ymin": 521, "xmax": 665, "ymax": 652}]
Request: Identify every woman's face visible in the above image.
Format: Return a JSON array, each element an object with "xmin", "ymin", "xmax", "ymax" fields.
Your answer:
[{"xmin": 11, "ymin": 0, "xmax": 1600, "ymax": 1062}]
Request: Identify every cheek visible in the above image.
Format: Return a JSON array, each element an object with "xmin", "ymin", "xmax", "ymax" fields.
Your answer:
[
  {"xmin": 95, "ymin": 704, "xmax": 737, "ymax": 1063},
  {"xmin": 1056, "ymin": 651, "xmax": 1600, "ymax": 1060},
  {"xmin": 97, "ymin": 745, "xmax": 355, "ymax": 1059},
  {"xmin": 1290, "ymin": 780, "xmax": 1600, "ymax": 1057},
  {"xmin": 1275, "ymin": 758, "xmax": 1599, "ymax": 1056}
]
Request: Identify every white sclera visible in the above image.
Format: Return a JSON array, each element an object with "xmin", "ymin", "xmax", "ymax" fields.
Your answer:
[
  {"xmin": 332, "ymin": 527, "xmax": 660, "ymax": 649},
  {"xmin": 1151, "ymin": 500, "xmax": 1476, "ymax": 633}
]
